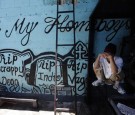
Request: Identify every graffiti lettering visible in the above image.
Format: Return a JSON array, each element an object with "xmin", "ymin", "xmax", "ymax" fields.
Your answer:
[
  {"xmin": 38, "ymin": 60, "xmax": 55, "ymax": 71},
  {"xmin": 37, "ymin": 72, "xmax": 61, "ymax": 81},
  {"xmin": 44, "ymin": 15, "xmax": 89, "ymax": 33},
  {"xmin": 95, "ymin": 19, "xmax": 130, "ymax": 42},
  {"xmin": 5, "ymin": 18, "xmax": 38, "ymax": 46},
  {"xmin": 77, "ymin": 77, "xmax": 85, "ymax": 91},
  {"xmin": 75, "ymin": 21, "xmax": 90, "ymax": 32},
  {"xmin": 68, "ymin": 60, "xmax": 75, "ymax": 70},
  {"xmin": 68, "ymin": 73, "xmax": 85, "ymax": 91},
  {"xmin": 68, "ymin": 60, "xmax": 87, "ymax": 73},
  {"xmin": 0, "ymin": 54, "xmax": 18, "ymax": 65},
  {"xmin": 0, "ymin": 66, "xmax": 23, "ymax": 76},
  {"xmin": 77, "ymin": 62, "xmax": 87, "ymax": 73},
  {"xmin": 44, "ymin": 16, "xmax": 59, "ymax": 33},
  {"xmin": 0, "ymin": 76, "xmax": 20, "ymax": 92},
  {"xmin": 0, "ymin": 41, "xmax": 88, "ymax": 96}
]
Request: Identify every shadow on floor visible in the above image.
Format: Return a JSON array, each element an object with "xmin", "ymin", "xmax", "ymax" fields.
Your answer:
[{"xmin": 85, "ymin": 82, "xmax": 134, "ymax": 115}]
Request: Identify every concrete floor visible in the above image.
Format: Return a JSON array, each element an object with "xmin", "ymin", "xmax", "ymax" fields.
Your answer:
[
  {"xmin": 0, "ymin": 86, "xmax": 119, "ymax": 115},
  {"xmin": 0, "ymin": 109, "xmax": 77, "ymax": 115},
  {"xmin": 1, "ymin": 82, "xmax": 134, "ymax": 115},
  {"xmin": 0, "ymin": 99, "xmax": 90, "ymax": 115},
  {"xmin": 0, "ymin": 109, "xmax": 54, "ymax": 115}
]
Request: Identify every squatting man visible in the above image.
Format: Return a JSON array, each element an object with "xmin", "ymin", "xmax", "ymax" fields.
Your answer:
[{"xmin": 92, "ymin": 43, "xmax": 126, "ymax": 94}]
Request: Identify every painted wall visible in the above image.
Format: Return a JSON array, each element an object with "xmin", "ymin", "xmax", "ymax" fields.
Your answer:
[
  {"xmin": 93, "ymin": 18, "xmax": 131, "ymax": 57},
  {"xmin": 0, "ymin": 0, "xmax": 99, "ymax": 98},
  {"xmin": 0, "ymin": 0, "xmax": 131, "ymax": 99}
]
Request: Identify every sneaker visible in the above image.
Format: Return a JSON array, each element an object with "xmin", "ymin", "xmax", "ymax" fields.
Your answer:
[
  {"xmin": 113, "ymin": 85, "xmax": 117, "ymax": 90},
  {"xmin": 113, "ymin": 85, "xmax": 126, "ymax": 94},
  {"xmin": 92, "ymin": 80, "xmax": 104, "ymax": 86}
]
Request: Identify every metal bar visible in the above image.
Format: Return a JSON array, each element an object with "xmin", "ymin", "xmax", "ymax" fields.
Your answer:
[
  {"xmin": 57, "ymin": 26, "xmax": 73, "ymax": 29},
  {"xmin": 58, "ymin": 10, "xmax": 74, "ymax": 13},
  {"xmin": 72, "ymin": 0, "xmax": 77, "ymax": 115},
  {"xmin": 108, "ymin": 98, "xmax": 122, "ymax": 115},
  {"xmin": 54, "ymin": 1, "xmax": 59, "ymax": 115},
  {"xmin": 57, "ymin": 44, "xmax": 74, "ymax": 46},
  {"xmin": 55, "ymin": 0, "xmax": 77, "ymax": 115},
  {"xmin": 56, "ymin": 108, "xmax": 75, "ymax": 112}
]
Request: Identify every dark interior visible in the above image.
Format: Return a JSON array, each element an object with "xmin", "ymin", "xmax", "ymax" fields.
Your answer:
[
  {"xmin": 87, "ymin": 0, "xmax": 135, "ymax": 114},
  {"xmin": 88, "ymin": 0, "xmax": 135, "ymax": 92}
]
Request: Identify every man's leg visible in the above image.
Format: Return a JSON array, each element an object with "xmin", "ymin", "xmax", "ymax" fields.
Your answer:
[
  {"xmin": 92, "ymin": 68, "xmax": 105, "ymax": 86},
  {"xmin": 109, "ymin": 72, "xmax": 126, "ymax": 94}
]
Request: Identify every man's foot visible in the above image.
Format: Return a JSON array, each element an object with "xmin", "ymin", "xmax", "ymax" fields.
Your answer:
[
  {"xmin": 113, "ymin": 85, "xmax": 126, "ymax": 94},
  {"xmin": 92, "ymin": 80, "xmax": 104, "ymax": 86}
]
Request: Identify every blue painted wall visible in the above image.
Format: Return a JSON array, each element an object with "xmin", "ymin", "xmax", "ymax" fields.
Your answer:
[
  {"xmin": 0, "ymin": 0, "xmax": 131, "ymax": 99},
  {"xmin": 93, "ymin": 18, "xmax": 131, "ymax": 57}
]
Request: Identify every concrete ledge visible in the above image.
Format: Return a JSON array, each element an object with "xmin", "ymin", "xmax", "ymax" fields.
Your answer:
[{"xmin": 0, "ymin": 97, "xmax": 37, "ymax": 108}]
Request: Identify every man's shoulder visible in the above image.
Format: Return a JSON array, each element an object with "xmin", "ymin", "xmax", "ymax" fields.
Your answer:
[
  {"xmin": 114, "ymin": 56, "xmax": 123, "ymax": 62},
  {"xmin": 114, "ymin": 56, "xmax": 122, "ymax": 58}
]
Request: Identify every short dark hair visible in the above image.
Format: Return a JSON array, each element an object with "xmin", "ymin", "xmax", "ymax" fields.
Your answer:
[{"xmin": 104, "ymin": 43, "xmax": 116, "ymax": 55}]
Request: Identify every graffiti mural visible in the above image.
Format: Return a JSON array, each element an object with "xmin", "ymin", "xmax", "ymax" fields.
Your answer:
[
  {"xmin": 0, "ymin": 41, "xmax": 88, "ymax": 96},
  {"xmin": 44, "ymin": 15, "xmax": 89, "ymax": 33},
  {"xmin": 0, "ymin": 49, "xmax": 34, "ymax": 93},
  {"xmin": 0, "ymin": 0, "xmax": 131, "ymax": 98},
  {"xmin": 93, "ymin": 18, "xmax": 131, "ymax": 57},
  {"xmin": 95, "ymin": 19, "xmax": 131, "ymax": 42},
  {"xmin": 0, "ymin": 17, "xmax": 131, "ymax": 48},
  {"xmin": 5, "ymin": 18, "xmax": 38, "ymax": 46}
]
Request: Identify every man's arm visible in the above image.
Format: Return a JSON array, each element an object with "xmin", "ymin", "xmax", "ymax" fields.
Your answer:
[
  {"xmin": 93, "ymin": 54, "xmax": 101, "ymax": 72},
  {"xmin": 106, "ymin": 54, "xmax": 118, "ymax": 74}
]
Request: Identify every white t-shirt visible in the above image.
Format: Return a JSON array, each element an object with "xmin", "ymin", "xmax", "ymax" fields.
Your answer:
[{"xmin": 99, "ymin": 56, "xmax": 123, "ymax": 79}]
